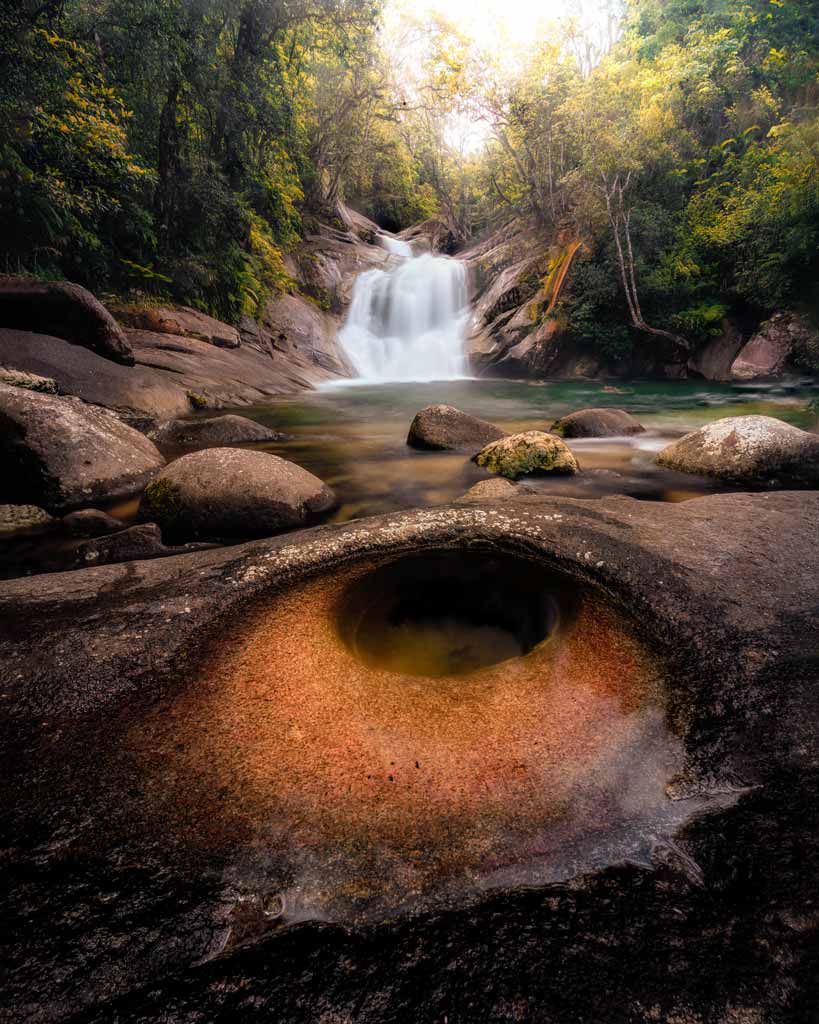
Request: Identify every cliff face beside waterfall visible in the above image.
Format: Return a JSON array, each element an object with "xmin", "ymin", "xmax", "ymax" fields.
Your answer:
[
  {"xmin": 0, "ymin": 205, "xmax": 389, "ymax": 422},
  {"xmin": 460, "ymin": 217, "xmax": 819, "ymax": 382}
]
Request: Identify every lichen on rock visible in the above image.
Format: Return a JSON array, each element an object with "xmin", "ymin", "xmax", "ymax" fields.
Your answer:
[{"xmin": 473, "ymin": 430, "xmax": 579, "ymax": 479}]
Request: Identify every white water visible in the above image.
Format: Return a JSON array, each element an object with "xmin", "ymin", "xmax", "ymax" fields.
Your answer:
[{"xmin": 338, "ymin": 234, "xmax": 468, "ymax": 382}]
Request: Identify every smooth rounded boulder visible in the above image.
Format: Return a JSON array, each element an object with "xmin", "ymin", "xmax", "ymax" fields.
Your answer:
[
  {"xmin": 149, "ymin": 414, "xmax": 285, "ymax": 448},
  {"xmin": 656, "ymin": 415, "xmax": 819, "ymax": 486},
  {"xmin": 0, "ymin": 384, "xmax": 165, "ymax": 512},
  {"xmin": 407, "ymin": 404, "xmax": 506, "ymax": 451},
  {"xmin": 139, "ymin": 447, "xmax": 336, "ymax": 539},
  {"xmin": 0, "ymin": 277, "xmax": 134, "ymax": 365},
  {"xmin": 473, "ymin": 430, "xmax": 579, "ymax": 479},
  {"xmin": 551, "ymin": 408, "xmax": 645, "ymax": 438}
]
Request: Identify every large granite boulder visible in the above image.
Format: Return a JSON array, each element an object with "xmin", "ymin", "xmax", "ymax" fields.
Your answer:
[
  {"xmin": 550, "ymin": 408, "xmax": 645, "ymax": 438},
  {"xmin": 1, "ymin": 493, "xmax": 818, "ymax": 1023},
  {"xmin": 730, "ymin": 312, "xmax": 818, "ymax": 379},
  {"xmin": 407, "ymin": 404, "xmax": 506, "ymax": 451},
  {"xmin": 0, "ymin": 277, "xmax": 134, "ymax": 365},
  {"xmin": 139, "ymin": 447, "xmax": 336, "ymax": 539},
  {"xmin": 688, "ymin": 319, "xmax": 746, "ymax": 380},
  {"xmin": 657, "ymin": 415, "xmax": 819, "ymax": 486},
  {"xmin": 474, "ymin": 430, "xmax": 579, "ymax": 479},
  {"xmin": 149, "ymin": 414, "xmax": 284, "ymax": 448},
  {"xmin": 0, "ymin": 384, "xmax": 165, "ymax": 512}
]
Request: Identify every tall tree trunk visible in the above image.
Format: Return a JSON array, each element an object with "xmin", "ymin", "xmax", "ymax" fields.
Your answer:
[
  {"xmin": 155, "ymin": 79, "xmax": 182, "ymax": 257},
  {"xmin": 603, "ymin": 175, "xmax": 689, "ymax": 353}
]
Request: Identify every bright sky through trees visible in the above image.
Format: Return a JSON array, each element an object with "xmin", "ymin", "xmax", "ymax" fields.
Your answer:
[{"xmin": 393, "ymin": 0, "xmax": 614, "ymax": 54}]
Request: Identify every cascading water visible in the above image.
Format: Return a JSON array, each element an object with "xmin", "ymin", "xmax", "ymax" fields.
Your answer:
[{"xmin": 338, "ymin": 235, "xmax": 468, "ymax": 382}]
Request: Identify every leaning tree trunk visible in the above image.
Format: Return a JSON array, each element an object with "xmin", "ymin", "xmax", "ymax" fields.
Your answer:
[{"xmin": 603, "ymin": 174, "xmax": 689, "ymax": 354}]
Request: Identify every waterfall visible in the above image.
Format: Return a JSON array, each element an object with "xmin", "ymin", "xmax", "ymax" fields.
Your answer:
[{"xmin": 338, "ymin": 234, "xmax": 468, "ymax": 382}]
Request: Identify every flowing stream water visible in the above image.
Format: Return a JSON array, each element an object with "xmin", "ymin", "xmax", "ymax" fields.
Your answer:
[{"xmin": 338, "ymin": 235, "xmax": 468, "ymax": 382}]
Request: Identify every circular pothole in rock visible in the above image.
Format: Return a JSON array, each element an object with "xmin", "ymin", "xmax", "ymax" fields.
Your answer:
[
  {"xmin": 337, "ymin": 552, "xmax": 572, "ymax": 677},
  {"xmin": 83, "ymin": 546, "xmax": 705, "ymax": 925}
]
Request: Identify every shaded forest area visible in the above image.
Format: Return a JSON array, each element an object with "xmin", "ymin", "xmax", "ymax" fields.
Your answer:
[{"xmin": 2, "ymin": 0, "xmax": 819, "ymax": 362}]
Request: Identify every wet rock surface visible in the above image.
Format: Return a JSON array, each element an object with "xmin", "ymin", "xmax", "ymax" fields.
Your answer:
[
  {"xmin": 456, "ymin": 478, "xmax": 535, "ymax": 502},
  {"xmin": 73, "ymin": 523, "xmax": 168, "ymax": 567},
  {"xmin": 148, "ymin": 414, "xmax": 285, "ymax": 448},
  {"xmin": 0, "ymin": 383, "xmax": 165, "ymax": 512},
  {"xmin": 1, "ymin": 493, "xmax": 817, "ymax": 1023},
  {"xmin": 407, "ymin": 404, "xmax": 507, "ymax": 451},
  {"xmin": 139, "ymin": 447, "xmax": 336, "ymax": 540},
  {"xmin": 61, "ymin": 508, "xmax": 126, "ymax": 538},
  {"xmin": 657, "ymin": 414, "xmax": 819, "ymax": 486},
  {"xmin": 474, "ymin": 430, "xmax": 579, "ymax": 479},
  {"xmin": 550, "ymin": 407, "xmax": 645, "ymax": 438},
  {"xmin": 0, "ymin": 276, "xmax": 134, "ymax": 365}
]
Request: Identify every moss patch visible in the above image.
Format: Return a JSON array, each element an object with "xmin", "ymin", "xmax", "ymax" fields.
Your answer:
[
  {"xmin": 141, "ymin": 477, "xmax": 182, "ymax": 531},
  {"xmin": 474, "ymin": 431, "xmax": 579, "ymax": 480}
]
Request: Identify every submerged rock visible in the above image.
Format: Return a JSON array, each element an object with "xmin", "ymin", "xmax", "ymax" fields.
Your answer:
[
  {"xmin": 474, "ymin": 430, "xmax": 579, "ymax": 479},
  {"xmin": 0, "ymin": 384, "xmax": 165, "ymax": 512},
  {"xmin": 75, "ymin": 523, "xmax": 167, "ymax": 566},
  {"xmin": 656, "ymin": 415, "xmax": 819, "ymax": 486},
  {"xmin": 407, "ymin": 405, "xmax": 506, "ymax": 451},
  {"xmin": 0, "ymin": 503, "xmax": 53, "ymax": 534},
  {"xmin": 0, "ymin": 276, "xmax": 134, "ymax": 365},
  {"xmin": 149, "ymin": 414, "xmax": 285, "ymax": 448},
  {"xmin": 62, "ymin": 508, "xmax": 126, "ymax": 538},
  {"xmin": 456, "ymin": 478, "xmax": 535, "ymax": 502},
  {"xmin": 551, "ymin": 408, "xmax": 645, "ymax": 438},
  {"xmin": 139, "ymin": 447, "xmax": 336, "ymax": 539}
]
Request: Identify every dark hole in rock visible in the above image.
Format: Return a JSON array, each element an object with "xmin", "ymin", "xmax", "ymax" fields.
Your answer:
[{"xmin": 338, "ymin": 551, "xmax": 575, "ymax": 677}]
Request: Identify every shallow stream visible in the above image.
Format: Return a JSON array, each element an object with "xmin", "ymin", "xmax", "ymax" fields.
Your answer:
[{"xmin": 234, "ymin": 377, "xmax": 819, "ymax": 519}]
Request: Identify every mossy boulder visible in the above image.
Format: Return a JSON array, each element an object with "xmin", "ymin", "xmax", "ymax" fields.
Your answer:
[{"xmin": 473, "ymin": 431, "xmax": 579, "ymax": 479}]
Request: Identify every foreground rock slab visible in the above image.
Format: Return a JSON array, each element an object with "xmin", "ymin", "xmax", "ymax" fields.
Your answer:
[
  {"xmin": 0, "ymin": 384, "xmax": 165, "ymax": 511},
  {"xmin": 657, "ymin": 414, "xmax": 819, "ymax": 486},
  {"xmin": 474, "ymin": 430, "xmax": 579, "ymax": 479},
  {"xmin": 1, "ymin": 493, "xmax": 818, "ymax": 1023},
  {"xmin": 407, "ymin": 404, "xmax": 506, "ymax": 451},
  {"xmin": 551, "ymin": 407, "xmax": 645, "ymax": 438},
  {"xmin": 139, "ymin": 447, "xmax": 336, "ymax": 539}
]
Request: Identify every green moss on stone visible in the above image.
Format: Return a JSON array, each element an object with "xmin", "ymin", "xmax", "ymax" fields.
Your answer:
[
  {"xmin": 187, "ymin": 391, "xmax": 208, "ymax": 410},
  {"xmin": 474, "ymin": 431, "xmax": 579, "ymax": 480},
  {"xmin": 142, "ymin": 477, "xmax": 182, "ymax": 529}
]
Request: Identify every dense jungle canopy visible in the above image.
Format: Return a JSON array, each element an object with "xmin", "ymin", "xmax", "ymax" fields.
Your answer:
[{"xmin": 2, "ymin": 0, "xmax": 818, "ymax": 359}]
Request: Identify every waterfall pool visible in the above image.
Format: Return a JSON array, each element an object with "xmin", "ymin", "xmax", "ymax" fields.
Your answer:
[
  {"xmin": 2, "ymin": 376, "xmax": 816, "ymax": 579},
  {"xmin": 228, "ymin": 376, "xmax": 819, "ymax": 520}
]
